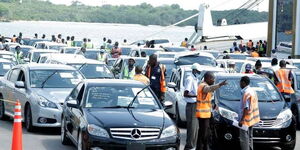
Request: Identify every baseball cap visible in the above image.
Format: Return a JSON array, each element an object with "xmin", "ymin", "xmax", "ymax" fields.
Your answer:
[
  {"xmin": 191, "ymin": 63, "xmax": 201, "ymax": 72},
  {"xmin": 245, "ymin": 64, "xmax": 252, "ymax": 70}
]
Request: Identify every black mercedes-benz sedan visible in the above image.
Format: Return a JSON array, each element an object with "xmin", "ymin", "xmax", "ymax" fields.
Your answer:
[
  {"xmin": 212, "ymin": 73, "xmax": 296, "ymax": 150},
  {"xmin": 61, "ymin": 79, "xmax": 180, "ymax": 150}
]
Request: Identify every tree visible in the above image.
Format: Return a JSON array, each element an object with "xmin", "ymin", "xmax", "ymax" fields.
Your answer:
[{"xmin": 0, "ymin": 4, "xmax": 9, "ymax": 18}]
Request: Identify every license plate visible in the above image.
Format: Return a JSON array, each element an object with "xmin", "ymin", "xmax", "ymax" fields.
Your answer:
[{"xmin": 126, "ymin": 143, "xmax": 145, "ymax": 150}]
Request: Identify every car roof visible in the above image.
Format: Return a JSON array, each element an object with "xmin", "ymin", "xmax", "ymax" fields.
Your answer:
[
  {"xmin": 0, "ymin": 51, "xmax": 14, "ymax": 54},
  {"xmin": 175, "ymin": 51, "xmax": 214, "ymax": 59},
  {"xmin": 29, "ymin": 49, "xmax": 58, "ymax": 53},
  {"xmin": 0, "ymin": 58, "xmax": 13, "ymax": 63},
  {"xmin": 84, "ymin": 79, "xmax": 145, "ymax": 86},
  {"xmin": 19, "ymin": 64, "xmax": 77, "ymax": 70}
]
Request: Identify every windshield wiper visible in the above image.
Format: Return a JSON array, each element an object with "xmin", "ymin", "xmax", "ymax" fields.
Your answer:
[
  {"xmin": 127, "ymin": 85, "xmax": 150, "ymax": 109},
  {"xmin": 41, "ymin": 70, "xmax": 58, "ymax": 88},
  {"xmin": 78, "ymin": 63, "xmax": 87, "ymax": 70},
  {"xmin": 103, "ymin": 105, "xmax": 134, "ymax": 108}
]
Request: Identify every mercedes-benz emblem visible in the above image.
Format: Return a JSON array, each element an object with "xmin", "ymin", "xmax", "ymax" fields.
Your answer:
[{"xmin": 131, "ymin": 129, "xmax": 141, "ymax": 139}]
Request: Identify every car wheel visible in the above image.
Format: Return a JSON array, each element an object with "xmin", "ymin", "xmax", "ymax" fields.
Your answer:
[
  {"xmin": 61, "ymin": 116, "xmax": 71, "ymax": 145},
  {"xmin": 77, "ymin": 131, "xmax": 88, "ymax": 150},
  {"xmin": 25, "ymin": 105, "xmax": 35, "ymax": 132},
  {"xmin": 0, "ymin": 100, "xmax": 8, "ymax": 120},
  {"xmin": 175, "ymin": 104, "xmax": 184, "ymax": 127},
  {"xmin": 281, "ymin": 140, "xmax": 296, "ymax": 150}
]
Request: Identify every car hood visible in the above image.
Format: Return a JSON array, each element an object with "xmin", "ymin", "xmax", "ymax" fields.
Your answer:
[
  {"xmin": 85, "ymin": 108, "xmax": 165, "ymax": 129},
  {"xmin": 218, "ymin": 100, "xmax": 286, "ymax": 120},
  {"xmin": 32, "ymin": 88, "xmax": 73, "ymax": 103}
]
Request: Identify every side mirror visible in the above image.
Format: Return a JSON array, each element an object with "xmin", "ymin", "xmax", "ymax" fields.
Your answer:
[
  {"xmin": 66, "ymin": 100, "xmax": 79, "ymax": 108},
  {"xmin": 163, "ymin": 101, "xmax": 173, "ymax": 109},
  {"xmin": 24, "ymin": 58, "xmax": 29, "ymax": 62},
  {"xmin": 15, "ymin": 81, "xmax": 25, "ymax": 88},
  {"xmin": 167, "ymin": 82, "xmax": 176, "ymax": 88}
]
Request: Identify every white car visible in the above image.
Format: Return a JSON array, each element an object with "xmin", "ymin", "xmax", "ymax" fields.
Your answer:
[
  {"xmin": 165, "ymin": 65, "xmax": 226, "ymax": 125},
  {"xmin": 25, "ymin": 49, "xmax": 58, "ymax": 63},
  {"xmin": 277, "ymin": 42, "xmax": 292, "ymax": 53}
]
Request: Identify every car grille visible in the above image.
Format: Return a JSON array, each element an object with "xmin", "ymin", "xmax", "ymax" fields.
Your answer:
[
  {"xmin": 254, "ymin": 119, "xmax": 277, "ymax": 128},
  {"xmin": 110, "ymin": 128, "xmax": 160, "ymax": 140}
]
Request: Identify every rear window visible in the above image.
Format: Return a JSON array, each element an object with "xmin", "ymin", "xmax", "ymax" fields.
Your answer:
[
  {"xmin": 176, "ymin": 55, "xmax": 216, "ymax": 67},
  {"xmin": 153, "ymin": 40, "xmax": 169, "ymax": 44}
]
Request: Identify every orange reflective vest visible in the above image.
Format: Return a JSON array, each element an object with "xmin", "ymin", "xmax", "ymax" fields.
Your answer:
[
  {"xmin": 275, "ymin": 69, "xmax": 294, "ymax": 94},
  {"xmin": 133, "ymin": 74, "xmax": 150, "ymax": 85},
  {"xmin": 196, "ymin": 83, "xmax": 212, "ymax": 118},
  {"xmin": 242, "ymin": 90, "xmax": 260, "ymax": 127},
  {"xmin": 146, "ymin": 64, "xmax": 167, "ymax": 93},
  {"xmin": 251, "ymin": 52, "xmax": 259, "ymax": 57}
]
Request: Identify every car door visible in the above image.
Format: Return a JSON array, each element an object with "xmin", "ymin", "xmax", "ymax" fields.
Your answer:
[
  {"xmin": 13, "ymin": 68, "xmax": 30, "ymax": 115},
  {"xmin": 177, "ymin": 69, "xmax": 186, "ymax": 121},
  {"xmin": 4, "ymin": 68, "xmax": 21, "ymax": 114},
  {"xmin": 71, "ymin": 84, "xmax": 85, "ymax": 142},
  {"xmin": 165, "ymin": 72, "xmax": 177, "ymax": 115}
]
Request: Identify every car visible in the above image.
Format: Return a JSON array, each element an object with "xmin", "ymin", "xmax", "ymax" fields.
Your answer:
[
  {"xmin": 78, "ymin": 49, "xmax": 101, "ymax": 60},
  {"xmin": 59, "ymin": 47, "xmax": 81, "ymax": 54},
  {"xmin": 277, "ymin": 42, "xmax": 292, "ymax": 53},
  {"xmin": 212, "ymin": 73, "xmax": 296, "ymax": 150},
  {"xmin": 45, "ymin": 56, "xmax": 114, "ymax": 79},
  {"xmin": 119, "ymin": 46, "xmax": 133, "ymax": 56},
  {"xmin": 217, "ymin": 53, "xmax": 249, "ymax": 60},
  {"xmin": 155, "ymin": 51, "xmax": 178, "ymax": 59},
  {"xmin": 0, "ymin": 58, "xmax": 15, "ymax": 77},
  {"xmin": 112, "ymin": 56, "xmax": 147, "ymax": 78},
  {"xmin": 287, "ymin": 59, "xmax": 300, "ymax": 69},
  {"xmin": 217, "ymin": 59, "xmax": 252, "ymax": 73},
  {"xmin": 162, "ymin": 46, "xmax": 189, "ymax": 52},
  {"xmin": 0, "ymin": 64, "xmax": 84, "ymax": 131},
  {"xmin": 25, "ymin": 49, "xmax": 58, "ymax": 63},
  {"xmin": 129, "ymin": 48, "xmax": 164, "ymax": 58},
  {"xmin": 0, "ymin": 51, "xmax": 19, "ymax": 65},
  {"xmin": 246, "ymin": 57, "xmax": 273, "ymax": 63},
  {"xmin": 158, "ymin": 58, "xmax": 176, "ymax": 82},
  {"xmin": 26, "ymin": 39, "xmax": 50, "ymax": 46},
  {"xmin": 174, "ymin": 51, "xmax": 217, "ymax": 67},
  {"xmin": 61, "ymin": 79, "xmax": 180, "ymax": 150},
  {"xmin": 289, "ymin": 69, "xmax": 300, "ymax": 128},
  {"xmin": 165, "ymin": 65, "xmax": 226, "ymax": 125},
  {"xmin": 33, "ymin": 41, "xmax": 67, "ymax": 50}
]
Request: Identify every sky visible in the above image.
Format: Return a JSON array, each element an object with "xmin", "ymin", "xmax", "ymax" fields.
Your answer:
[{"xmin": 49, "ymin": 0, "xmax": 269, "ymax": 12}]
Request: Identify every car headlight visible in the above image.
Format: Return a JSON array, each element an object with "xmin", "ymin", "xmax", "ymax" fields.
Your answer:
[
  {"xmin": 38, "ymin": 96, "xmax": 58, "ymax": 109},
  {"xmin": 160, "ymin": 125, "xmax": 177, "ymax": 139},
  {"xmin": 273, "ymin": 109, "xmax": 292, "ymax": 128},
  {"xmin": 218, "ymin": 107, "xmax": 238, "ymax": 121},
  {"xmin": 87, "ymin": 124, "xmax": 109, "ymax": 138}
]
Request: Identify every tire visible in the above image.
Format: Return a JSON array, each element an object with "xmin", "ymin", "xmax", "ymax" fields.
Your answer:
[
  {"xmin": 61, "ymin": 116, "xmax": 71, "ymax": 145},
  {"xmin": 281, "ymin": 140, "xmax": 296, "ymax": 150},
  {"xmin": 77, "ymin": 131, "xmax": 88, "ymax": 150},
  {"xmin": 0, "ymin": 100, "xmax": 8, "ymax": 120},
  {"xmin": 25, "ymin": 105, "xmax": 35, "ymax": 132},
  {"xmin": 175, "ymin": 104, "xmax": 185, "ymax": 127}
]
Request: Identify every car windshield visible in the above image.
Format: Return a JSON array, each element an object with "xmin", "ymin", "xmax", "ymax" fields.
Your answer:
[
  {"xmin": 63, "ymin": 48, "xmax": 78, "ymax": 54},
  {"xmin": 0, "ymin": 54, "xmax": 17, "ymax": 63},
  {"xmin": 21, "ymin": 48, "xmax": 31, "ymax": 56},
  {"xmin": 228, "ymin": 54, "xmax": 248, "ymax": 60},
  {"xmin": 217, "ymin": 78, "xmax": 281, "ymax": 101},
  {"xmin": 142, "ymin": 50, "xmax": 162, "ymax": 56},
  {"xmin": 124, "ymin": 59, "xmax": 147, "ymax": 68},
  {"xmin": 0, "ymin": 62, "xmax": 13, "ymax": 76},
  {"xmin": 85, "ymin": 86, "xmax": 160, "ymax": 109},
  {"xmin": 72, "ymin": 64, "xmax": 113, "ymax": 79},
  {"xmin": 84, "ymin": 51, "xmax": 100, "ymax": 60},
  {"xmin": 32, "ymin": 52, "xmax": 55, "ymax": 62},
  {"xmin": 29, "ymin": 70, "xmax": 82, "ymax": 88},
  {"xmin": 49, "ymin": 45, "xmax": 65, "ymax": 50},
  {"xmin": 176, "ymin": 55, "xmax": 216, "ymax": 67},
  {"xmin": 120, "ymin": 47, "xmax": 131, "ymax": 55},
  {"xmin": 159, "ymin": 53, "xmax": 175, "ymax": 58},
  {"xmin": 164, "ymin": 47, "xmax": 187, "ymax": 52}
]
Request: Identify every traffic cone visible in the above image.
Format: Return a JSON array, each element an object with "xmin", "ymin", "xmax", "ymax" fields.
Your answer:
[{"xmin": 11, "ymin": 100, "xmax": 22, "ymax": 150}]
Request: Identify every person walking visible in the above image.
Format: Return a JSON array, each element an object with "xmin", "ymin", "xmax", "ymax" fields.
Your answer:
[
  {"xmin": 145, "ymin": 54, "xmax": 167, "ymax": 101},
  {"xmin": 183, "ymin": 63, "xmax": 201, "ymax": 150},
  {"xmin": 122, "ymin": 58, "xmax": 135, "ymax": 79},
  {"xmin": 133, "ymin": 66, "xmax": 149, "ymax": 85},
  {"xmin": 238, "ymin": 76, "xmax": 260, "ymax": 150},
  {"xmin": 196, "ymin": 72, "xmax": 227, "ymax": 150},
  {"xmin": 274, "ymin": 60, "xmax": 294, "ymax": 98}
]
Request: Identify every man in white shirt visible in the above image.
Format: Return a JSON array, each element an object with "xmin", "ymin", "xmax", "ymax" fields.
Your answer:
[{"xmin": 184, "ymin": 63, "xmax": 201, "ymax": 150}]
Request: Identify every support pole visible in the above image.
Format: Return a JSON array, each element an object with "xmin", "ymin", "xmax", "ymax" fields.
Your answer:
[
  {"xmin": 292, "ymin": 0, "xmax": 300, "ymax": 58},
  {"xmin": 267, "ymin": 0, "xmax": 277, "ymax": 57}
]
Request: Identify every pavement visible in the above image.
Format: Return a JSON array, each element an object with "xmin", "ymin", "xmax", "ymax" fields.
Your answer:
[{"xmin": 0, "ymin": 118, "xmax": 299, "ymax": 150}]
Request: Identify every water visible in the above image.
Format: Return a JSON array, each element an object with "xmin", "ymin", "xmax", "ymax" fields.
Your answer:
[{"xmin": 0, "ymin": 21, "xmax": 194, "ymax": 47}]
